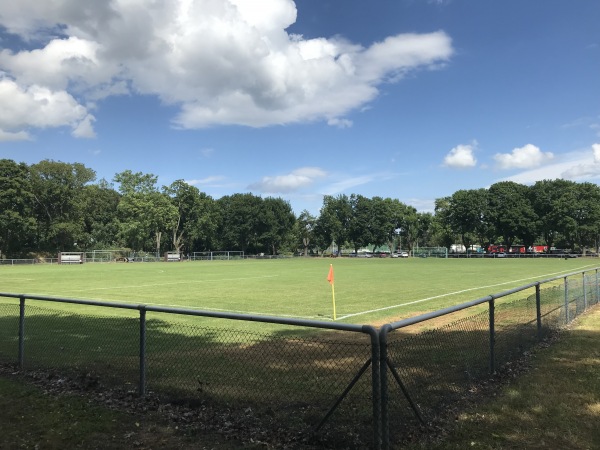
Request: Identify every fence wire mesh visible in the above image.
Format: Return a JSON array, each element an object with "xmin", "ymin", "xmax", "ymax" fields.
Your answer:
[
  {"xmin": 386, "ymin": 310, "xmax": 491, "ymax": 426},
  {"xmin": 144, "ymin": 315, "xmax": 375, "ymax": 443},
  {"xmin": 0, "ymin": 301, "xmax": 377, "ymax": 448},
  {"xmin": 0, "ymin": 301, "xmax": 19, "ymax": 363},
  {"xmin": 1, "ymin": 267, "xmax": 599, "ymax": 449},
  {"xmin": 20, "ymin": 303, "xmax": 140, "ymax": 388},
  {"xmin": 384, "ymin": 272, "xmax": 600, "ymax": 442}
]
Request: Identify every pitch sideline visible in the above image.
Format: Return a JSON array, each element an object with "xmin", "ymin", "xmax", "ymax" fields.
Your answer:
[{"xmin": 337, "ymin": 264, "xmax": 598, "ymax": 321}]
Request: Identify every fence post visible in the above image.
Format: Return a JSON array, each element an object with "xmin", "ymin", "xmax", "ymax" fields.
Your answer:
[
  {"xmin": 488, "ymin": 298, "xmax": 495, "ymax": 374},
  {"xmin": 18, "ymin": 296, "xmax": 25, "ymax": 369},
  {"xmin": 597, "ymin": 269, "xmax": 600, "ymax": 304},
  {"xmin": 535, "ymin": 284, "xmax": 542, "ymax": 341},
  {"xmin": 139, "ymin": 306, "xmax": 147, "ymax": 397},
  {"xmin": 367, "ymin": 327, "xmax": 381, "ymax": 450},
  {"xmin": 583, "ymin": 273, "xmax": 587, "ymax": 310},
  {"xmin": 564, "ymin": 276, "xmax": 570, "ymax": 324},
  {"xmin": 379, "ymin": 324, "xmax": 392, "ymax": 450}
]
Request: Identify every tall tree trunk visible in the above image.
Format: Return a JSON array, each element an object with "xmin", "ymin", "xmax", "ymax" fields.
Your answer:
[{"xmin": 155, "ymin": 231, "xmax": 161, "ymax": 257}]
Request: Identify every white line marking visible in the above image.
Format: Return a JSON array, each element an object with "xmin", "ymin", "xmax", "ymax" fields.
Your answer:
[{"xmin": 337, "ymin": 265, "xmax": 597, "ymax": 321}]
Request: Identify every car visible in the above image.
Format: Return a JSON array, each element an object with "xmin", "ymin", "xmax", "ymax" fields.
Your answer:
[{"xmin": 394, "ymin": 251, "xmax": 408, "ymax": 258}]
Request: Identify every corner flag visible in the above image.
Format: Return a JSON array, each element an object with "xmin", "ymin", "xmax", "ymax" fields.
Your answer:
[{"xmin": 327, "ymin": 264, "xmax": 336, "ymax": 320}]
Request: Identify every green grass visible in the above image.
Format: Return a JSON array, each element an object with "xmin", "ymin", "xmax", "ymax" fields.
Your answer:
[
  {"xmin": 419, "ymin": 306, "xmax": 600, "ymax": 450},
  {"xmin": 0, "ymin": 374, "xmax": 240, "ymax": 449},
  {"xmin": 1, "ymin": 257, "xmax": 597, "ymax": 326},
  {"xmin": 1, "ymin": 258, "xmax": 599, "ymax": 448},
  {"xmin": 2, "ymin": 304, "xmax": 599, "ymax": 449}
]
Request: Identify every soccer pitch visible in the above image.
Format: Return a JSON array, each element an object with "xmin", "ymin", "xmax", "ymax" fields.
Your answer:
[{"xmin": 1, "ymin": 257, "xmax": 597, "ymax": 325}]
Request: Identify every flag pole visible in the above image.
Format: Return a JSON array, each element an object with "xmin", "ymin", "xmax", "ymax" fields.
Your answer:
[
  {"xmin": 328, "ymin": 264, "xmax": 336, "ymax": 320},
  {"xmin": 331, "ymin": 281, "xmax": 336, "ymax": 320}
]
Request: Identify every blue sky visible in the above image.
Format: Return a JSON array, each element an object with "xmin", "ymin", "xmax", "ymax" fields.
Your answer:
[{"xmin": 1, "ymin": 0, "xmax": 599, "ymax": 215}]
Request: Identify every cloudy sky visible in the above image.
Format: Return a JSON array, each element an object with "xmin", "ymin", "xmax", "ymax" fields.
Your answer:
[{"xmin": 1, "ymin": 0, "xmax": 599, "ymax": 214}]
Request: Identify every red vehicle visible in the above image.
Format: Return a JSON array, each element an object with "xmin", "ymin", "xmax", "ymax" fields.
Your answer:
[
  {"xmin": 509, "ymin": 245, "xmax": 526, "ymax": 254},
  {"xmin": 528, "ymin": 245, "xmax": 548, "ymax": 253},
  {"xmin": 487, "ymin": 244, "xmax": 507, "ymax": 254}
]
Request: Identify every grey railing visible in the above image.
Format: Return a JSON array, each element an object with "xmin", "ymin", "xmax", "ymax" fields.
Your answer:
[
  {"xmin": 1, "ymin": 267, "xmax": 599, "ymax": 449},
  {"xmin": 0, "ymin": 292, "xmax": 381, "ymax": 449},
  {"xmin": 379, "ymin": 268, "xmax": 600, "ymax": 449}
]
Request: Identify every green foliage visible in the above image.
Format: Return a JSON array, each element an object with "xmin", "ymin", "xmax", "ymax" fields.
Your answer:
[
  {"xmin": 0, "ymin": 159, "xmax": 36, "ymax": 256},
  {"xmin": 29, "ymin": 160, "xmax": 96, "ymax": 252},
  {"xmin": 1, "ymin": 157, "xmax": 600, "ymax": 258}
]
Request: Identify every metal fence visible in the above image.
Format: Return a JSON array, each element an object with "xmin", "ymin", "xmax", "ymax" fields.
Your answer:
[{"xmin": 1, "ymin": 267, "xmax": 599, "ymax": 449}]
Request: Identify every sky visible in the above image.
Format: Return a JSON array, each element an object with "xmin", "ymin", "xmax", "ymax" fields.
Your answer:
[{"xmin": 0, "ymin": 0, "xmax": 599, "ymax": 215}]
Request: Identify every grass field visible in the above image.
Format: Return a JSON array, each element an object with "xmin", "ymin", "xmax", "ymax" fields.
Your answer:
[
  {"xmin": 1, "ymin": 257, "xmax": 598, "ymax": 326},
  {"xmin": 1, "ymin": 257, "xmax": 599, "ymax": 448}
]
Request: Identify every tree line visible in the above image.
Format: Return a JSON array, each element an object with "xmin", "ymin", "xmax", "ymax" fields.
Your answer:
[{"xmin": 1, "ymin": 159, "xmax": 599, "ymax": 258}]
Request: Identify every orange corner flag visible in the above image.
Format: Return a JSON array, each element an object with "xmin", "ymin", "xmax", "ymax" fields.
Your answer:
[{"xmin": 327, "ymin": 264, "xmax": 336, "ymax": 320}]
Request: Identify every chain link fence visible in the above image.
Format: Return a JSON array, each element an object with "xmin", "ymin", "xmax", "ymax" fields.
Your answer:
[
  {"xmin": 0, "ymin": 296, "xmax": 380, "ymax": 448},
  {"xmin": 1, "ymin": 268, "xmax": 600, "ymax": 449},
  {"xmin": 381, "ymin": 271, "xmax": 600, "ymax": 448}
]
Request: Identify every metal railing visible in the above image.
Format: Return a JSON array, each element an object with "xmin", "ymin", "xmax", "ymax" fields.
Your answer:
[
  {"xmin": 1, "ymin": 267, "xmax": 599, "ymax": 449},
  {"xmin": 379, "ymin": 268, "xmax": 600, "ymax": 448},
  {"xmin": 0, "ymin": 294, "xmax": 381, "ymax": 449}
]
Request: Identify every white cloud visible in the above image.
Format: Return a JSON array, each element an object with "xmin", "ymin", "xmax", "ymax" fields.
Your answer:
[
  {"xmin": 404, "ymin": 197, "xmax": 435, "ymax": 213},
  {"xmin": 593, "ymin": 143, "xmax": 600, "ymax": 162},
  {"xmin": 186, "ymin": 176, "xmax": 227, "ymax": 186},
  {"xmin": 501, "ymin": 144, "xmax": 600, "ymax": 184},
  {"xmin": 561, "ymin": 116, "xmax": 600, "ymax": 137},
  {"xmin": 0, "ymin": 0, "xmax": 454, "ymax": 137},
  {"xmin": 323, "ymin": 174, "xmax": 377, "ymax": 195},
  {"xmin": 0, "ymin": 129, "xmax": 30, "ymax": 142},
  {"xmin": 494, "ymin": 144, "xmax": 554, "ymax": 169},
  {"xmin": 0, "ymin": 76, "xmax": 93, "ymax": 137},
  {"xmin": 71, "ymin": 113, "xmax": 96, "ymax": 138},
  {"xmin": 443, "ymin": 143, "xmax": 477, "ymax": 168},
  {"xmin": 327, "ymin": 118, "xmax": 353, "ymax": 128},
  {"xmin": 561, "ymin": 143, "xmax": 600, "ymax": 179},
  {"xmin": 249, "ymin": 167, "xmax": 327, "ymax": 193}
]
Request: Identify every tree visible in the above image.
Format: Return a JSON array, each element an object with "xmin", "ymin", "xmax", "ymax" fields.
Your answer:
[
  {"xmin": 79, "ymin": 181, "xmax": 121, "ymax": 249},
  {"xmin": 383, "ymin": 198, "xmax": 411, "ymax": 251},
  {"xmin": 114, "ymin": 171, "xmax": 178, "ymax": 253},
  {"xmin": 29, "ymin": 160, "xmax": 96, "ymax": 252},
  {"xmin": 399, "ymin": 205, "xmax": 418, "ymax": 251},
  {"xmin": 296, "ymin": 210, "xmax": 317, "ymax": 256},
  {"xmin": 366, "ymin": 197, "xmax": 395, "ymax": 252},
  {"xmin": 447, "ymin": 189, "xmax": 488, "ymax": 252},
  {"xmin": 416, "ymin": 212, "xmax": 436, "ymax": 248},
  {"xmin": 217, "ymin": 193, "xmax": 264, "ymax": 253},
  {"xmin": 164, "ymin": 180, "xmax": 218, "ymax": 254},
  {"xmin": 259, "ymin": 197, "xmax": 296, "ymax": 255},
  {"xmin": 529, "ymin": 179, "xmax": 575, "ymax": 250},
  {"xmin": 432, "ymin": 197, "xmax": 456, "ymax": 249},
  {"xmin": 348, "ymin": 194, "xmax": 374, "ymax": 252},
  {"xmin": 0, "ymin": 159, "xmax": 36, "ymax": 257},
  {"xmin": 570, "ymin": 182, "xmax": 600, "ymax": 251},
  {"xmin": 487, "ymin": 181, "xmax": 537, "ymax": 249},
  {"xmin": 316, "ymin": 195, "xmax": 352, "ymax": 254}
]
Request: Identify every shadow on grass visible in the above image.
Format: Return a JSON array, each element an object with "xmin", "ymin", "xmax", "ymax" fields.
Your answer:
[
  {"xmin": 0, "ymin": 290, "xmax": 597, "ymax": 448},
  {"xmin": 0, "ymin": 304, "xmax": 375, "ymax": 448},
  {"xmin": 421, "ymin": 320, "xmax": 600, "ymax": 450}
]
